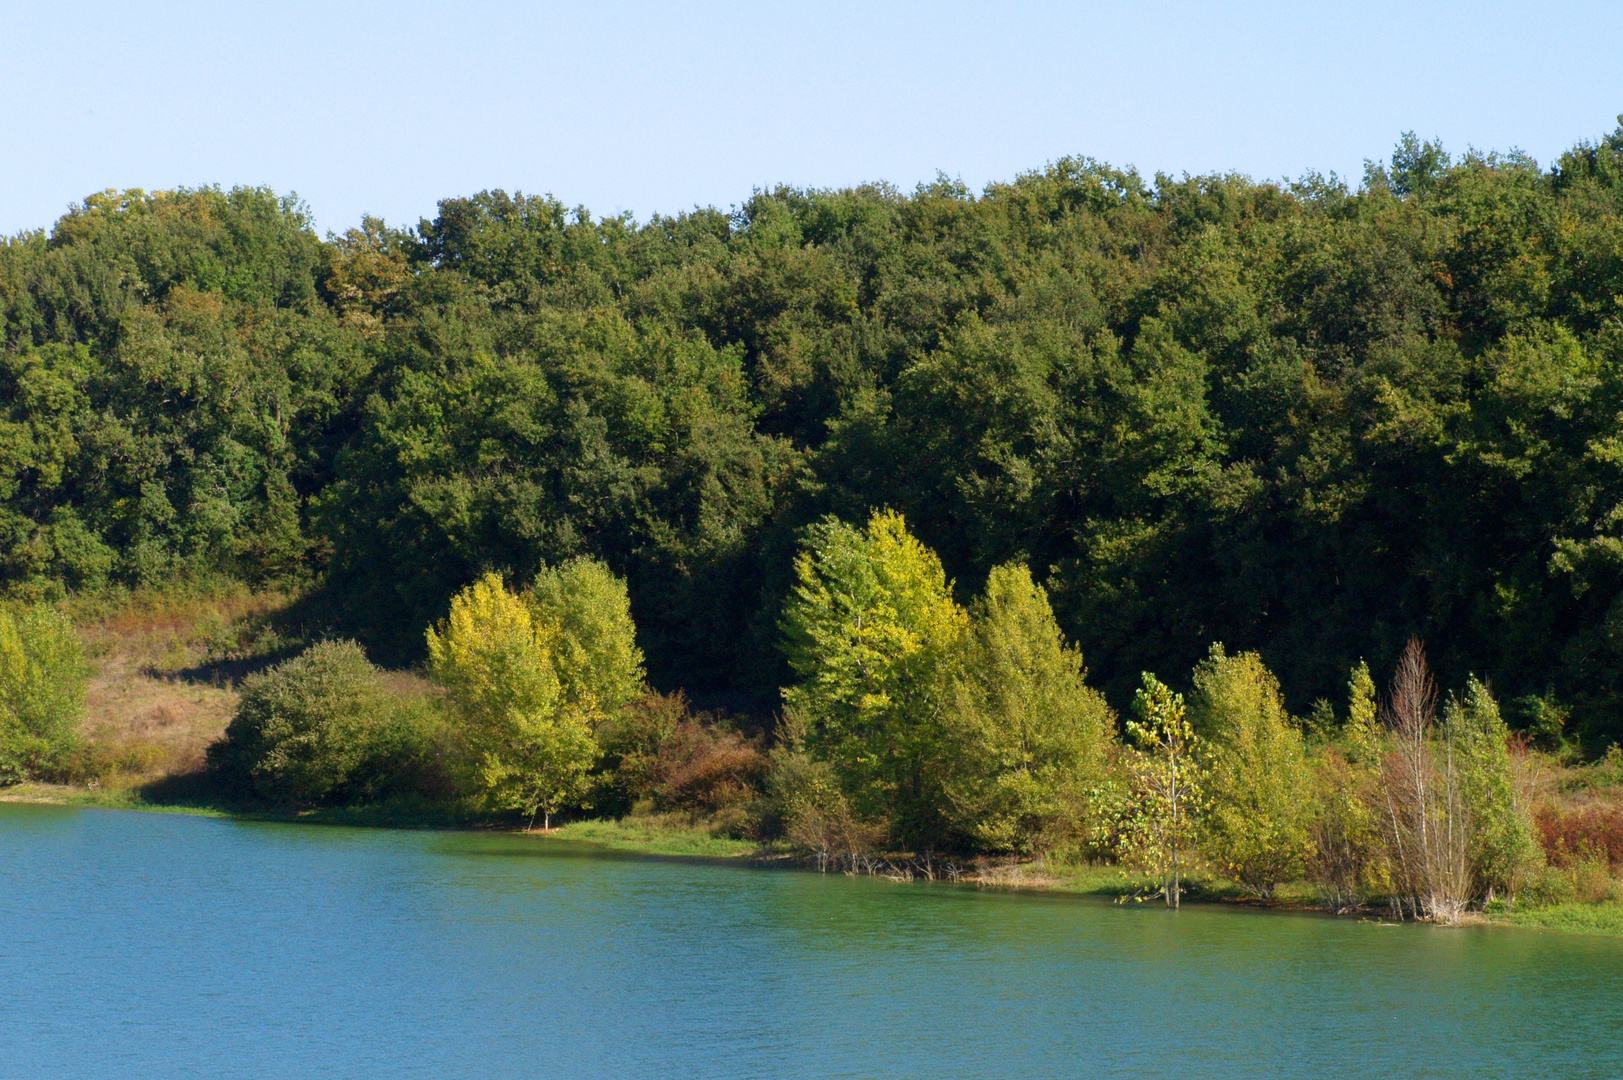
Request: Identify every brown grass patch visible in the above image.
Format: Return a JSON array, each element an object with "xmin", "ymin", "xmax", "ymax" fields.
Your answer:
[{"xmin": 59, "ymin": 586, "xmax": 305, "ymax": 785}]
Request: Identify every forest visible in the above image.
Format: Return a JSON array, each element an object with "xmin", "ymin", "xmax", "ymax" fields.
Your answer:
[{"xmin": 4, "ymin": 124, "xmax": 1623, "ymax": 918}]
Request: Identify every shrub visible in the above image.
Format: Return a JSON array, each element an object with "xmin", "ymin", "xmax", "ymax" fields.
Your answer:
[
  {"xmin": 595, "ymin": 690, "xmax": 684, "ymax": 813},
  {"xmin": 1307, "ymin": 662, "xmax": 1389, "ymax": 911},
  {"xmin": 1524, "ymin": 857, "xmax": 1617, "ymax": 907},
  {"xmin": 210, "ymin": 640, "xmax": 386, "ymax": 805},
  {"xmin": 768, "ymin": 711, "xmax": 889, "ymax": 868},
  {"xmin": 349, "ymin": 695, "xmax": 462, "ymax": 803},
  {"xmin": 596, "ymin": 690, "xmax": 767, "ymax": 831},
  {"xmin": 0, "ymin": 604, "xmax": 88, "ymax": 783},
  {"xmin": 652, "ymin": 719, "xmax": 767, "ymax": 817},
  {"xmin": 1535, "ymin": 804, "xmax": 1623, "ymax": 870}
]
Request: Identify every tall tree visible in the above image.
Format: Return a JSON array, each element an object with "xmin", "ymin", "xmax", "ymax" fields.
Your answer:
[
  {"xmin": 779, "ymin": 510, "xmax": 968, "ymax": 849},
  {"xmin": 1190, "ymin": 645, "xmax": 1316, "ymax": 897}
]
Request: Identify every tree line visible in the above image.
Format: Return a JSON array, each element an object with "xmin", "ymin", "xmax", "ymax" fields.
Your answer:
[
  {"xmin": 0, "ymin": 513, "xmax": 1562, "ymax": 921},
  {"xmin": 3, "ymin": 124, "xmax": 1623, "ymax": 745}
]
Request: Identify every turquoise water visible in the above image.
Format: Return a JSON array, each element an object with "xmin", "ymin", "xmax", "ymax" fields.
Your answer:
[{"xmin": 2, "ymin": 804, "xmax": 1621, "ymax": 1079}]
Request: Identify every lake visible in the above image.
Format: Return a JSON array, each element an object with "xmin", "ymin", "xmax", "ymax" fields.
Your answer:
[{"xmin": 1, "ymin": 803, "xmax": 1620, "ymax": 1079}]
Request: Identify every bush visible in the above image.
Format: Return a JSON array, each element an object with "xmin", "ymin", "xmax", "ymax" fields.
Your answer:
[
  {"xmin": 1523, "ymin": 857, "xmax": 1618, "ymax": 907},
  {"xmin": 596, "ymin": 691, "xmax": 767, "ymax": 832},
  {"xmin": 768, "ymin": 712, "xmax": 889, "ymax": 867},
  {"xmin": 1307, "ymin": 662, "xmax": 1389, "ymax": 912},
  {"xmin": 0, "ymin": 604, "xmax": 88, "ymax": 783},
  {"xmin": 349, "ymin": 695, "xmax": 462, "ymax": 803},
  {"xmin": 1535, "ymin": 804, "xmax": 1623, "ymax": 870},
  {"xmin": 594, "ymin": 691, "xmax": 685, "ymax": 813},
  {"xmin": 210, "ymin": 640, "xmax": 386, "ymax": 805}
]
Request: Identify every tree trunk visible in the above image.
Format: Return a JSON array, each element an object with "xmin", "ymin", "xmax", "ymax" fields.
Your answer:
[{"xmin": 1170, "ymin": 745, "xmax": 1180, "ymax": 910}]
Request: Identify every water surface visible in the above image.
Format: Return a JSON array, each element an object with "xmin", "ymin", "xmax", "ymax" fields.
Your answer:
[{"xmin": 1, "ymin": 803, "xmax": 1619, "ymax": 1079}]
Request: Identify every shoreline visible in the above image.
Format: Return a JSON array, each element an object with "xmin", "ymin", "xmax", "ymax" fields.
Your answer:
[{"xmin": 6, "ymin": 780, "xmax": 1620, "ymax": 937}]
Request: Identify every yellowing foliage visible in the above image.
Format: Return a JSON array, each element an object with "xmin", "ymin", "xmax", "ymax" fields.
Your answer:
[{"xmin": 428, "ymin": 572, "xmax": 590, "ymax": 826}]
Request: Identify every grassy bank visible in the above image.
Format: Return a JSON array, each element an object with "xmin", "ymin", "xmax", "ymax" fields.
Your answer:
[
  {"xmin": 0, "ymin": 776, "xmax": 758, "ymax": 853},
  {"xmin": 1500, "ymin": 902, "xmax": 1623, "ymax": 936},
  {"xmin": 550, "ymin": 817, "xmax": 760, "ymax": 858}
]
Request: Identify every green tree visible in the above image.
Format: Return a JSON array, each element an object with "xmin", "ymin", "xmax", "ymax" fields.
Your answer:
[
  {"xmin": 1120, "ymin": 673, "xmax": 1202, "ymax": 908},
  {"xmin": 1308, "ymin": 661, "xmax": 1389, "ymax": 911},
  {"xmin": 0, "ymin": 187, "xmax": 364, "ymax": 592},
  {"xmin": 527, "ymin": 557, "xmax": 646, "ymax": 717},
  {"xmin": 0, "ymin": 604, "xmax": 87, "ymax": 782},
  {"xmin": 945, "ymin": 562, "xmax": 1113, "ymax": 853},
  {"xmin": 426, "ymin": 572, "xmax": 594, "ymax": 828},
  {"xmin": 1446, "ymin": 677, "xmax": 1541, "ymax": 904},
  {"xmin": 1191, "ymin": 645, "xmax": 1316, "ymax": 897},
  {"xmin": 12, "ymin": 126, "xmax": 1623, "ymax": 750},
  {"xmin": 211, "ymin": 640, "xmax": 385, "ymax": 805},
  {"xmin": 779, "ymin": 510, "xmax": 968, "ymax": 850}
]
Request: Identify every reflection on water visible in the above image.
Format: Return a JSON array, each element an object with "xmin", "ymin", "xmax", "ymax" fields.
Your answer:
[{"xmin": 2, "ymin": 803, "xmax": 1620, "ymax": 1079}]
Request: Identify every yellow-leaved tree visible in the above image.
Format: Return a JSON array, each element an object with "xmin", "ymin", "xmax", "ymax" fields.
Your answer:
[
  {"xmin": 779, "ymin": 510, "xmax": 968, "ymax": 850},
  {"xmin": 944, "ymin": 562, "xmax": 1113, "ymax": 854},
  {"xmin": 427, "ymin": 573, "xmax": 592, "ymax": 829},
  {"xmin": 1191, "ymin": 645, "xmax": 1315, "ymax": 898}
]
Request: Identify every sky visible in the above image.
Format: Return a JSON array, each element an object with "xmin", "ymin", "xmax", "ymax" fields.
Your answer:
[{"xmin": 3, "ymin": 0, "xmax": 1621, "ymax": 237}]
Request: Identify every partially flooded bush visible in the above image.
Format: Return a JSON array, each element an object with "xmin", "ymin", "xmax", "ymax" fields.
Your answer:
[{"xmin": 766, "ymin": 712, "xmax": 890, "ymax": 866}]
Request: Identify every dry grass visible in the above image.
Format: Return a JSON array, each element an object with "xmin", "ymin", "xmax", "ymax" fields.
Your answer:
[
  {"xmin": 63, "ymin": 586, "xmax": 305, "ymax": 786},
  {"xmin": 79, "ymin": 659, "xmax": 238, "ymax": 778}
]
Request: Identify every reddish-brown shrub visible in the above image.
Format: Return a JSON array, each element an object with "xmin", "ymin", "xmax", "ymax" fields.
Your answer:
[
  {"xmin": 597, "ymin": 691, "xmax": 768, "ymax": 816},
  {"xmin": 1535, "ymin": 805, "xmax": 1623, "ymax": 869},
  {"xmin": 652, "ymin": 721, "xmax": 768, "ymax": 814}
]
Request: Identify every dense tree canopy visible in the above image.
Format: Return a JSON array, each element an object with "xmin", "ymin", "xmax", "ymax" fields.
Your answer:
[{"xmin": 7, "ymin": 122, "xmax": 1623, "ymax": 741}]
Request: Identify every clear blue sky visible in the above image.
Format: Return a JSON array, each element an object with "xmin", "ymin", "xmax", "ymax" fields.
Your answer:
[{"xmin": 3, "ymin": 0, "xmax": 1621, "ymax": 237}]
